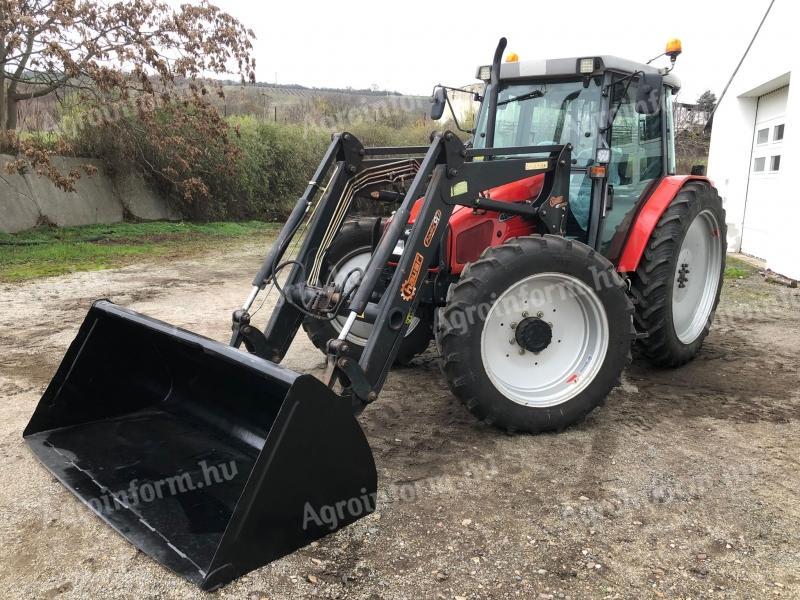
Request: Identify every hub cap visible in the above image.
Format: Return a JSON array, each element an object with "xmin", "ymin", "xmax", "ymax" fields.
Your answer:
[
  {"xmin": 515, "ymin": 317, "xmax": 553, "ymax": 353},
  {"xmin": 672, "ymin": 210, "xmax": 722, "ymax": 344},
  {"xmin": 480, "ymin": 273, "xmax": 609, "ymax": 408},
  {"xmin": 330, "ymin": 250, "xmax": 420, "ymax": 345}
]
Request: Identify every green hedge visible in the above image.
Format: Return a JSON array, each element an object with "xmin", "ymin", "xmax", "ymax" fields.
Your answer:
[{"xmin": 69, "ymin": 110, "xmax": 448, "ymax": 221}]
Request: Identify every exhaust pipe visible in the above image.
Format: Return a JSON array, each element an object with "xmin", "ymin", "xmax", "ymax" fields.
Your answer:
[{"xmin": 484, "ymin": 37, "xmax": 507, "ymax": 150}]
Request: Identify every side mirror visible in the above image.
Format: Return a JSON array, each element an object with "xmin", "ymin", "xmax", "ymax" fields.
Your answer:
[
  {"xmin": 635, "ymin": 72, "xmax": 663, "ymax": 115},
  {"xmin": 690, "ymin": 164, "xmax": 706, "ymax": 176},
  {"xmin": 430, "ymin": 87, "xmax": 446, "ymax": 120}
]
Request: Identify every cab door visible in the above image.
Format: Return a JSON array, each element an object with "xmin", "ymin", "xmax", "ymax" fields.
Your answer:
[{"xmin": 599, "ymin": 75, "xmax": 665, "ymax": 256}]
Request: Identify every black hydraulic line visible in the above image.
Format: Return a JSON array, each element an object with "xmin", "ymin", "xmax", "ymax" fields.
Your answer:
[
  {"xmin": 347, "ymin": 138, "xmax": 444, "ymax": 315},
  {"xmin": 271, "ymin": 259, "xmax": 363, "ymax": 322},
  {"xmin": 251, "ymin": 135, "xmax": 342, "ymax": 288},
  {"xmin": 467, "ymin": 144, "xmax": 562, "ymax": 158},
  {"xmin": 363, "ymin": 146, "xmax": 429, "ymax": 156}
]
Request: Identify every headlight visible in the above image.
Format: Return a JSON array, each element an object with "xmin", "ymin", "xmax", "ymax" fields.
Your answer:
[
  {"xmin": 577, "ymin": 57, "xmax": 603, "ymax": 74},
  {"xmin": 578, "ymin": 58, "xmax": 595, "ymax": 74}
]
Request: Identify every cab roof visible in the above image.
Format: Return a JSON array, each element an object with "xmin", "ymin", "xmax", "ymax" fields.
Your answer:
[{"xmin": 496, "ymin": 55, "xmax": 681, "ymax": 91}]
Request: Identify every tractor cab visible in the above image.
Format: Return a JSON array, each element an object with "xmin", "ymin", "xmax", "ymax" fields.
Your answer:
[{"xmin": 439, "ymin": 48, "xmax": 682, "ymax": 260}]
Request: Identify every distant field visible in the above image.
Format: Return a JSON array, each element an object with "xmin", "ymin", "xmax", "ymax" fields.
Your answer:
[{"xmin": 0, "ymin": 221, "xmax": 278, "ymax": 282}]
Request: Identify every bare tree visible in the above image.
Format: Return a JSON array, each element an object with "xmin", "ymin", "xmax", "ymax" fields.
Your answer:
[
  {"xmin": 696, "ymin": 90, "xmax": 717, "ymax": 119},
  {"xmin": 1, "ymin": 0, "xmax": 255, "ymax": 189}
]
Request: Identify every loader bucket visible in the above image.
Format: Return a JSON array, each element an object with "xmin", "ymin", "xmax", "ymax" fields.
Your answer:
[{"xmin": 23, "ymin": 300, "xmax": 377, "ymax": 591}]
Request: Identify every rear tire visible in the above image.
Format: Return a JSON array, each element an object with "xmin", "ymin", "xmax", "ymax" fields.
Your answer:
[
  {"xmin": 437, "ymin": 235, "xmax": 633, "ymax": 433},
  {"xmin": 302, "ymin": 219, "xmax": 433, "ymax": 364},
  {"xmin": 630, "ymin": 181, "xmax": 726, "ymax": 367}
]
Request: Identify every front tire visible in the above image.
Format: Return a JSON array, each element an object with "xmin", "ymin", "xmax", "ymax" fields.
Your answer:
[
  {"xmin": 437, "ymin": 235, "xmax": 633, "ymax": 433},
  {"xmin": 630, "ymin": 181, "xmax": 726, "ymax": 367}
]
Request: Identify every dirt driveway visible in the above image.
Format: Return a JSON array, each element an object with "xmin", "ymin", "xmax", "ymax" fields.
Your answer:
[{"xmin": 0, "ymin": 241, "xmax": 798, "ymax": 599}]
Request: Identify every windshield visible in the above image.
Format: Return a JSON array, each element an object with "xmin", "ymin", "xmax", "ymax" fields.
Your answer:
[{"xmin": 473, "ymin": 78, "xmax": 602, "ymax": 167}]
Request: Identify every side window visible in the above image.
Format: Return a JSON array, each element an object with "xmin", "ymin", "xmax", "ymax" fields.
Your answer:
[
  {"xmin": 601, "ymin": 76, "xmax": 664, "ymax": 254},
  {"xmin": 493, "ymin": 102, "xmax": 522, "ymax": 148}
]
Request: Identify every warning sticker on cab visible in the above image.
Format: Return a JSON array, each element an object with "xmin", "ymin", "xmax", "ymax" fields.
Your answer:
[
  {"xmin": 525, "ymin": 160, "xmax": 549, "ymax": 171},
  {"xmin": 450, "ymin": 181, "xmax": 468, "ymax": 197}
]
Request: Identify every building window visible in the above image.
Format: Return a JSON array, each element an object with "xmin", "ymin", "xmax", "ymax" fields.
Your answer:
[
  {"xmin": 774, "ymin": 124, "xmax": 784, "ymax": 141},
  {"xmin": 754, "ymin": 157, "xmax": 766, "ymax": 172},
  {"xmin": 756, "ymin": 128, "xmax": 769, "ymax": 144},
  {"xmin": 770, "ymin": 155, "xmax": 781, "ymax": 171}
]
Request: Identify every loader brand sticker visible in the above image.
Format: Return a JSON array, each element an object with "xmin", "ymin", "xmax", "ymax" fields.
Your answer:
[
  {"xmin": 423, "ymin": 210, "xmax": 442, "ymax": 248},
  {"xmin": 525, "ymin": 160, "xmax": 549, "ymax": 171},
  {"xmin": 498, "ymin": 212, "xmax": 516, "ymax": 222},
  {"xmin": 400, "ymin": 252, "xmax": 425, "ymax": 301},
  {"xmin": 450, "ymin": 180, "xmax": 469, "ymax": 197},
  {"xmin": 549, "ymin": 195, "xmax": 567, "ymax": 208}
]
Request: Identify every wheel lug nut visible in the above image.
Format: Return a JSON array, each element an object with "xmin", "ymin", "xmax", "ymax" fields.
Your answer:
[
  {"xmin": 518, "ymin": 348, "xmax": 525, "ymax": 355},
  {"xmin": 510, "ymin": 322, "xmax": 517, "ymax": 329},
  {"xmin": 536, "ymin": 311, "xmax": 543, "ymax": 318},
  {"xmin": 522, "ymin": 311, "xmax": 529, "ymax": 318},
  {"xmin": 509, "ymin": 338, "xmax": 516, "ymax": 345}
]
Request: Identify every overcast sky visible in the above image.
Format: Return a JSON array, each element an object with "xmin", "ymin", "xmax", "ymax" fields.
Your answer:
[{"xmin": 209, "ymin": 0, "xmax": 771, "ymax": 103}]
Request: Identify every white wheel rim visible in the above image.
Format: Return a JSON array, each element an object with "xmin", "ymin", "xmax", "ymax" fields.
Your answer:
[
  {"xmin": 329, "ymin": 250, "xmax": 420, "ymax": 346},
  {"xmin": 672, "ymin": 210, "xmax": 722, "ymax": 344},
  {"xmin": 480, "ymin": 273, "xmax": 610, "ymax": 408}
]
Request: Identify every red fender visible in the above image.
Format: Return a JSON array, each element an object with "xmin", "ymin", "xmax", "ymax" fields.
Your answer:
[{"xmin": 616, "ymin": 175, "xmax": 713, "ymax": 273}]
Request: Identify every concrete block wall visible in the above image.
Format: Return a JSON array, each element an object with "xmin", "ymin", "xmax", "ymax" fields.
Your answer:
[{"xmin": 0, "ymin": 155, "xmax": 179, "ymax": 233}]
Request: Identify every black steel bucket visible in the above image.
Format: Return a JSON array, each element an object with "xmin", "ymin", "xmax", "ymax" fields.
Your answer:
[{"xmin": 23, "ymin": 300, "xmax": 377, "ymax": 590}]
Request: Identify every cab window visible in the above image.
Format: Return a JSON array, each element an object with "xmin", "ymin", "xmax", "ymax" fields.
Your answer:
[
  {"xmin": 474, "ymin": 79, "xmax": 601, "ymax": 168},
  {"xmin": 473, "ymin": 79, "xmax": 602, "ymax": 240}
]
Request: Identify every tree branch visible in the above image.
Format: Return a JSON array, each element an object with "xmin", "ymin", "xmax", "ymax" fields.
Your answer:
[{"xmin": 7, "ymin": 30, "xmax": 37, "ymax": 96}]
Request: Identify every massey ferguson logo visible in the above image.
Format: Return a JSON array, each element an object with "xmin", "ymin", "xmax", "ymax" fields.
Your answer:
[
  {"xmin": 400, "ymin": 252, "xmax": 425, "ymax": 301},
  {"xmin": 423, "ymin": 210, "xmax": 442, "ymax": 248}
]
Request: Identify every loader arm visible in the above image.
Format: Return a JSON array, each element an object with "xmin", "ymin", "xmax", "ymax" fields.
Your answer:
[{"xmin": 235, "ymin": 131, "xmax": 572, "ymax": 409}]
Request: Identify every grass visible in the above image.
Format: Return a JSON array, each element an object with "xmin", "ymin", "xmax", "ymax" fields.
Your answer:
[
  {"xmin": 1, "ymin": 223, "xmax": 760, "ymax": 285},
  {"xmin": 0, "ymin": 221, "xmax": 279, "ymax": 282},
  {"xmin": 724, "ymin": 256, "xmax": 758, "ymax": 280}
]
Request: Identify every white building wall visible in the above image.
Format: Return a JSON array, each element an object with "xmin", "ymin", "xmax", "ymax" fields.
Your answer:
[{"xmin": 707, "ymin": 0, "xmax": 799, "ymax": 280}]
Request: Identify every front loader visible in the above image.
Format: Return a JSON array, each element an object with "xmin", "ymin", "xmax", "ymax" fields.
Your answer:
[{"xmin": 23, "ymin": 37, "xmax": 726, "ymax": 589}]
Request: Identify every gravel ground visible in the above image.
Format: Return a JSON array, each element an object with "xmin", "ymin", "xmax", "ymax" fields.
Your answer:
[{"xmin": 0, "ymin": 241, "xmax": 798, "ymax": 599}]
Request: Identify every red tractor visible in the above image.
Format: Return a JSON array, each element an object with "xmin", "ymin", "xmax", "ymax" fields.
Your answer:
[
  {"xmin": 24, "ymin": 38, "xmax": 725, "ymax": 589},
  {"xmin": 302, "ymin": 38, "xmax": 726, "ymax": 432}
]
